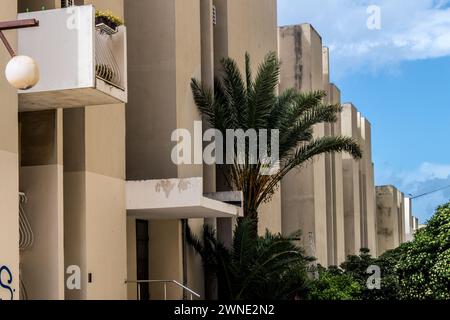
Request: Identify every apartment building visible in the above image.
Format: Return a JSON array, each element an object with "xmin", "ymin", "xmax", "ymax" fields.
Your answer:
[
  {"xmin": 278, "ymin": 24, "xmax": 378, "ymax": 266},
  {"xmin": 0, "ymin": 0, "xmax": 416, "ymax": 301},
  {"xmin": 0, "ymin": 0, "xmax": 278, "ymax": 300},
  {"xmin": 0, "ymin": 0, "xmax": 129, "ymax": 300},
  {"xmin": 125, "ymin": 0, "xmax": 277, "ymax": 300},
  {"xmin": 279, "ymin": 24, "xmax": 330, "ymax": 266},
  {"xmin": 340, "ymin": 103, "xmax": 378, "ymax": 257},
  {"xmin": 376, "ymin": 185, "xmax": 415, "ymax": 255}
]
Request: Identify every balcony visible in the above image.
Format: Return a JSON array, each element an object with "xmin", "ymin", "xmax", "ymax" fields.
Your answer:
[
  {"xmin": 126, "ymin": 178, "xmax": 243, "ymax": 219},
  {"xmin": 17, "ymin": 5, "xmax": 127, "ymax": 111}
]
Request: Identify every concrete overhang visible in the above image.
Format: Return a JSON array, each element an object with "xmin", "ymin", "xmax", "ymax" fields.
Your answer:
[{"xmin": 126, "ymin": 178, "xmax": 243, "ymax": 219}]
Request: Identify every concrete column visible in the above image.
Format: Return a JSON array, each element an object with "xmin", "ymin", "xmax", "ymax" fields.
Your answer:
[
  {"xmin": 62, "ymin": 0, "xmax": 128, "ymax": 301},
  {"xmin": 126, "ymin": 217, "xmax": 137, "ymax": 300},
  {"xmin": 200, "ymin": 0, "xmax": 216, "ymax": 195},
  {"xmin": 342, "ymin": 104, "xmax": 362, "ymax": 256},
  {"xmin": 376, "ymin": 186, "xmax": 401, "ymax": 255},
  {"xmin": 148, "ymin": 220, "xmax": 184, "ymax": 300},
  {"xmin": 63, "ymin": 105, "xmax": 127, "ymax": 300},
  {"xmin": 360, "ymin": 118, "xmax": 377, "ymax": 255},
  {"xmin": 0, "ymin": 0, "xmax": 19, "ymax": 300},
  {"xmin": 212, "ymin": 0, "xmax": 280, "ymax": 236},
  {"xmin": 357, "ymin": 113, "xmax": 367, "ymax": 250},
  {"xmin": 19, "ymin": 110, "xmax": 65, "ymax": 300},
  {"xmin": 328, "ymin": 84, "xmax": 346, "ymax": 265},
  {"xmin": 213, "ymin": 0, "xmax": 278, "ymax": 73},
  {"xmin": 323, "ymin": 48, "xmax": 335, "ymax": 265},
  {"xmin": 397, "ymin": 189, "xmax": 405, "ymax": 244},
  {"xmin": 404, "ymin": 197, "xmax": 413, "ymax": 242},
  {"xmin": 279, "ymin": 24, "xmax": 328, "ymax": 265}
]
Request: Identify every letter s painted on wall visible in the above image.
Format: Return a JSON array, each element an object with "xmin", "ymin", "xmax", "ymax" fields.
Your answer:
[{"xmin": 0, "ymin": 265, "xmax": 14, "ymax": 300}]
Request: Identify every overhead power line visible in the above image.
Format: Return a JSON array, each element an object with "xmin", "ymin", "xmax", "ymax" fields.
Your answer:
[{"xmin": 409, "ymin": 184, "xmax": 450, "ymax": 200}]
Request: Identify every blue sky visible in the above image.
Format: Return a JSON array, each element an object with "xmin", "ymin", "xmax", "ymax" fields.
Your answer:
[{"xmin": 278, "ymin": 0, "xmax": 450, "ymax": 223}]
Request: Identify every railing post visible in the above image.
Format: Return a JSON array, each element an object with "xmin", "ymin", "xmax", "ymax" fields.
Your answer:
[
  {"xmin": 164, "ymin": 283, "xmax": 167, "ymax": 301},
  {"xmin": 137, "ymin": 283, "xmax": 141, "ymax": 301}
]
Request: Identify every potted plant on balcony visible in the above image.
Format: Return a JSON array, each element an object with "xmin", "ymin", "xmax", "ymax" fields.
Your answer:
[{"xmin": 95, "ymin": 10, "xmax": 124, "ymax": 34}]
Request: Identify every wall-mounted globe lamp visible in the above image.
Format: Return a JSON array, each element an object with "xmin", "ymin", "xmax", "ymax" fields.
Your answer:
[{"xmin": 0, "ymin": 19, "xmax": 39, "ymax": 90}]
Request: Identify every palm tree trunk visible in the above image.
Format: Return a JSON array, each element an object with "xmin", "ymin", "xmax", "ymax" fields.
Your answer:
[
  {"xmin": 204, "ymin": 266, "xmax": 218, "ymax": 300},
  {"xmin": 242, "ymin": 207, "xmax": 259, "ymax": 238}
]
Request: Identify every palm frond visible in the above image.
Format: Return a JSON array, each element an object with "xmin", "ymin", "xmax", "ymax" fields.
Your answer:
[
  {"xmin": 279, "ymin": 103, "xmax": 342, "ymax": 157},
  {"xmin": 190, "ymin": 78, "xmax": 215, "ymax": 121},
  {"xmin": 245, "ymin": 52, "xmax": 253, "ymax": 96},
  {"xmin": 232, "ymin": 218, "xmax": 257, "ymax": 269},
  {"xmin": 285, "ymin": 136, "xmax": 362, "ymax": 171},
  {"xmin": 247, "ymin": 52, "xmax": 279, "ymax": 128},
  {"xmin": 219, "ymin": 57, "xmax": 248, "ymax": 128},
  {"xmin": 284, "ymin": 90, "xmax": 328, "ymax": 129}
]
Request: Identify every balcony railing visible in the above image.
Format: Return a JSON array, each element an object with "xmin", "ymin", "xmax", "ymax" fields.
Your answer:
[
  {"xmin": 95, "ymin": 27, "xmax": 123, "ymax": 89},
  {"xmin": 126, "ymin": 280, "xmax": 201, "ymax": 301}
]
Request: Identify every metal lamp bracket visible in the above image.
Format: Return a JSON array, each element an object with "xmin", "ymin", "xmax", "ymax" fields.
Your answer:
[{"xmin": 0, "ymin": 19, "xmax": 39, "ymax": 57}]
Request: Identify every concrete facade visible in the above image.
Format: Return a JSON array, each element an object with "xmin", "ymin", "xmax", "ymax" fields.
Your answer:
[
  {"xmin": 125, "ymin": 0, "xmax": 277, "ymax": 299},
  {"xmin": 376, "ymin": 185, "xmax": 411, "ymax": 255},
  {"xmin": 341, "ymin": 104, "xmax": 378, "ymax": 257},
  {"xmin": 0, "ymin": 0, "xmax": 20, "ymax": 301},
  {"xmin": 359, "ymin": 115, "xmax": 377, "ymax": 255},
  {"xmin": 213, "ymin": 0, "xmax": 280, "ymax": 238},
  {"xmin": 19, "ymin": 110, "xmax": 65, "ymax": 300},
  {"xmin": 323, "ymin": 49, "xmax": 346, "ymax": 266},
  {"xmin": 341, "ymin": 104, "xmax": 362, "ymax": 257},
  {"xmin": 125, "ymin": 0, "xmax": 204, "ymax": 300},
  {"xmin": 278, "ymin": 24, "xmax": 379, "ymax": 264},
  {"xmin": 0, "ymin": 1, "xmax": 416, "ymax": 301},
  {"xmin": 279, "ymin": 24, "xmax": 329, "ymax": 266}
]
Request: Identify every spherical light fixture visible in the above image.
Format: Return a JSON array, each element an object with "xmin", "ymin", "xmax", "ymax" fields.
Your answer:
[{"xmin": 5, "ymin": 55, "xmax": 39, "ymax": 90}]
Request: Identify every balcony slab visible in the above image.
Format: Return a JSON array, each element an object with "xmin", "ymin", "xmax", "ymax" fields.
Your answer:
[{"xmin": 126, "ymin": 178, "xmax": 243, "ymax": 220}]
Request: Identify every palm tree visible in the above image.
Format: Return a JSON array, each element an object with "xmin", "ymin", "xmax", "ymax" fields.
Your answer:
[
  {"xmin": 191, "ymin": 52, "xmax": 362, "ymax": 228},
  {"xmin": 186, "ymin": 218, "xmax": 313, "ymax": 300}
]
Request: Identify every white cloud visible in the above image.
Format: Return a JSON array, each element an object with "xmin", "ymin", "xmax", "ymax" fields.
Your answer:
[
  {"xmin": 376, "ymin": 162, "xmax": 450, "ymax": 223},
  {"xmin": 278, "ymin": 0, "xmax": 450, "ymax": 76}
]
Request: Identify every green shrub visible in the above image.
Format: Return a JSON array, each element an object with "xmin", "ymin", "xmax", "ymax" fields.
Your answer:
[
  {"xmin": 307, "ymin": 266, "xmax": 362, "ymax": 300},
  {"xmin": 396, "ymin": 203, "xmax": 450, "ymax": 299}
]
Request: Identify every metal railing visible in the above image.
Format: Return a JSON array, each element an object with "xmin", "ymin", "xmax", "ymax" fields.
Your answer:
[
  {"xmin": 95, "ymin": 28, "xmax": 122, "ymax": 88},
  {"xmin": 126, "ymin": 280, "xmax": 201, "ymax": 301},
  {"xmin": 19, "ymin": 192, "xmax": 33, "ymax": 300}
]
